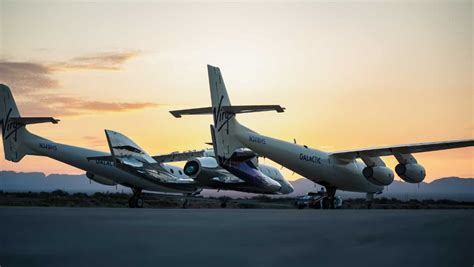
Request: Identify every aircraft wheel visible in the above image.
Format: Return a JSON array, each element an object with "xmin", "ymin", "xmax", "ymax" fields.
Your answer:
[
  {"xmin": 220, "ymin": 202, "xmax": 227, "ymax": 208},
  {"xmin": 135, "ymin": 197, "xmax": 144, "ymax": 208},
  {"xmin": 297, "ymin": 204, "xmax": 305, "ymax": 210}
]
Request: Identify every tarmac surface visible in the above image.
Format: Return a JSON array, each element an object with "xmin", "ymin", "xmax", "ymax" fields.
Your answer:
[{"xmin": 0, "ymin": 207, "xmax": 473, "ymax": 267}]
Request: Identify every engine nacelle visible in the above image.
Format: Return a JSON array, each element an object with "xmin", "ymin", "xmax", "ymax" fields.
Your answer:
[
  {"xmin": 86, "ymin": 172, "xmax": 117, "ymax": 186},
  {"xmin": 362, "ymin": 166, "xmax": 394, "ymax": 186},
  {"xmin": 183, "ymin": 157, "xmax": 219, "ymax": 178},
  {"xmin": 395, "ymin": 163, "xmax": 426, "ymax": 183}
]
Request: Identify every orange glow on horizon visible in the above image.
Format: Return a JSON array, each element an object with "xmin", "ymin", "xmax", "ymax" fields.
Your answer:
[{"xmin": 0, "ymin": 1, "xmax": 472, "ymax": 182}]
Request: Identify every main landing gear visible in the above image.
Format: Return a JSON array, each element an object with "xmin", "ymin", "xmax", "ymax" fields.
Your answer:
[
  {"xmin": 220, "ymin": 201, "xmax": 227, "ymax": 208},
  {"xmin": 129, "ymin": 188, "xmax": 144, "ymax": 208},
  {"xmin": 323, "ymin": 186, "xmax": 337, "ymax": 209},
  {"xmin": 181, "ymin": 190, "xmax": 203, "ymax": 209},
  {"xmin": 182, "ymin": 199, "xmax": 189, "ymax": 209}
]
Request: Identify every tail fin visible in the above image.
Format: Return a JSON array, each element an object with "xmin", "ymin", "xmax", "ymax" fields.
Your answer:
[
  {"xmin": 208, "ymin": 65, "xmax": 231, "ymax": 114},
  {"xmin": 1, "ymin": 84, "xmax": 29, "ymax": 162},
  {"xmin": 208, "ymin": 65, "xmax": 234, "ymax": 133},
  {"xmin": 104, "ymin": 129, "xmax": 155, "ymax": 164},
  {"xmin": 1, "ymin": 84, "xmax": 59, "ymax": 162},
  {"xmin": 206, "ymin": 65, "xmax": 248, "ymax": 161},
  {"xmin": 169, "ymin": 65, "xmax": 285, "ymax": 160}
]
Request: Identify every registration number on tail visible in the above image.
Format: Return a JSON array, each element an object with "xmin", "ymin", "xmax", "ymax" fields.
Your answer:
[{"xmin": 39, "ymin": 143, "xmax": 57, "ymax": 151}]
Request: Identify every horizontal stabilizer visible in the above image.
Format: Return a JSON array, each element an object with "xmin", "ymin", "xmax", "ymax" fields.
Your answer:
[
  {"xmin": 10, "ymin": 117, "xmax": 60, "ymax": 125},
  {"xmin": 170, "ymin": 105, "xmax": 285, "ymax": 118}
]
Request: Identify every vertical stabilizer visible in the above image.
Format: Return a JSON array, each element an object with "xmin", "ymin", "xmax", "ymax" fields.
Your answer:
[
  {"xmin": 207, "ymin": 65, "xmax": 245, "ymax": 160},
  {"xmin": 0, "ymin": 84, "xmax": 32, "ymax": 162},
  {"xmin": 170, "ymin": 66, "xmax": 284, "ymax": 161},
  {"xmin": 105, "ymin": 129, "xmax": 156, "ymax": 164}
]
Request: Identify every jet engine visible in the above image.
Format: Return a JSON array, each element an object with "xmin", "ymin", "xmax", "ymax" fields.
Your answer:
[
  {"xmin": 362, "ymin": 166, "xmax": 394, "ymax": 186},
  {"xmin": 395, "ymin": 163, "xmax": 426, "ymax": 183},
  {"xmin": 86, "ymin": 172, "xmax": 117, "ymax": 186},
  {"xmin": 183, "ymin": 157, "xmax": 219, "ymax": 178}
]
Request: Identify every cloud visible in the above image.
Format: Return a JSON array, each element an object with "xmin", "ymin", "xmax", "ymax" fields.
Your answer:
[
  {"xmin": 0, "ymin": 62, "xmax": 58, "ymax": 93},
  {"xmin": 49, "ymin": 50, "xmax": 141, "ymax": 71},
  {"xmin": 18, "ymin": 94, "xmax": 160, "ymax": 117},
  {"xmin": 0, "ymin": 50, "xmax": 141, "ymax": 93},
  {"xmin": 81, "ymin": 135, "xmax": 107, "ymax": 148},
  {"xmin": 0, "ymin": 51, "xmax": 157, "ymax": 116}
]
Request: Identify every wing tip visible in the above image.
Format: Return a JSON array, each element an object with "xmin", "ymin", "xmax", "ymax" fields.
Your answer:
[{"xmin": 169, "ymin": 111, "xmax": 182, "ymax": 118}]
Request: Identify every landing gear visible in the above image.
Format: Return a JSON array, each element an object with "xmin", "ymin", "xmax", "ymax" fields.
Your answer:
[
  {"xmin": 324, "ymin": 186, "xmax": 337, "ymax": 209},
  {"xmin": 182, "ymin": 199, "xmax": 189, "ymax": 209},
  {"xmin": 128, "ymin": 188, "xmax": 143, "ymax": 208},
  {"xmin": 218, "ymin": 196, "xmax": 228, "ymax": 208},
  {"xmin": 366, "ymin": 192, "xmax": 374, "ymax": 209}
]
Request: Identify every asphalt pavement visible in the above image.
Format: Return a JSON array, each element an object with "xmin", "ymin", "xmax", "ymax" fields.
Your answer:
[{"xmin": 0, "ymin": 207, "xmax": 472, "ymax": 267}]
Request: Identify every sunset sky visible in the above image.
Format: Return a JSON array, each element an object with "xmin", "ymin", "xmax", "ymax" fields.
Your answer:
[{"xmin": 0, "ymin": 1, "xmax": 472, "ymax": 182}]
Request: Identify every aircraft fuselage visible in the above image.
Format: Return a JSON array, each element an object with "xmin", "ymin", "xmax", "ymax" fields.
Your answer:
[
  {"xmin": 235, "ymin": 125, "xmax": 383, "ymax": 193},
  {"xmin": 22, "ymin": 131, "xmax": 195, "ymax": 193}
]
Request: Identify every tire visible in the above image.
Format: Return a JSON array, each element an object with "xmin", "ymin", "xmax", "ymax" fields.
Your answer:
[
  {"xmin": 135, "ymin": 197, "xmax": 144, "ymax": 208},
  {"xmin": 220, "ymin": 202, "xmax": 227, "ymax": 208},
  {"xmin": 297, "ymin": 204, "xmax": 305, "ymax": 210}
]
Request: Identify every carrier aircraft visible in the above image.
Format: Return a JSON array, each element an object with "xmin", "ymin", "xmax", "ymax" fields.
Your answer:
[
  {"xmin": 0, "ymin": 84, "xmax": 201, "ymax": 207},
  {"xmin": 0, "ymin": 84, "xmax": 293, "ymax": 208},
  {"xmin": 170, "ymin": 65, "xmax": 474, "ymax": 208}
]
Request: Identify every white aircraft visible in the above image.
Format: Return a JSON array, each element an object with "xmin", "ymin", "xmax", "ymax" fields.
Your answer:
[
  {"xmin": 0, "ymin": 84, "xmax": 293, "ymax": 208},
  {"xmin": 170, "ymin": 65, "xmax": 474, "ymax": 208},
  {"xmin": 0, "ymin": 84, "xmax": 202, "ymax": 208}
]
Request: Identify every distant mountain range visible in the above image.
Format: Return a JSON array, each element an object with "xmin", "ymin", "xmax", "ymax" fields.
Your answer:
[
  {"xmin": 287, "ymin": 176, "xmax": 474, "ymax": 201},
  {"xmin": 1, "ymin": 171, "xmax": 473, "ymax": 201}
]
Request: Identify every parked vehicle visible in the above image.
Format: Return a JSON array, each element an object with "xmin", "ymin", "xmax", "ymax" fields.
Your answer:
[{"xmin": 296, "ymin": 192, "xmax": 343, "ymax": 209}]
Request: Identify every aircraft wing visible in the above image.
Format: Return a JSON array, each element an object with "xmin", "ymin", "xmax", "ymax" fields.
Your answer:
[
  {"xmin": 330, "ymin": 139, "xmax": 474, "ymax": 161},
  {"xmin": 152, "ymin": 150, "xmax": 206, "ymax": 163}
]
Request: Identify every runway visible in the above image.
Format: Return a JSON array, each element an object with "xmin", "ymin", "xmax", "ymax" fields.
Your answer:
[{"xmin": 1, "ymin": 207, "xmax": 473, "ymax": 267}]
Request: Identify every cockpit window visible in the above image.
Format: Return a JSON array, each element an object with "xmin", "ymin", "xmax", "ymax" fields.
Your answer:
[{"xmin": 169, "ymin": 168, "xmax": 174, "ymax": 174}]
